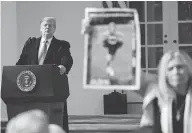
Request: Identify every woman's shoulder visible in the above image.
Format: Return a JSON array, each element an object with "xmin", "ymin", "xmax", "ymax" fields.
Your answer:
[{"xmin": 142, "ymin": 82, "xmax": 159, "ymax": 108}]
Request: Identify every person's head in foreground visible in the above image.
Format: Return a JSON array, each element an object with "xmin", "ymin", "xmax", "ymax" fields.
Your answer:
[
  {"xmin": 49, "ymin": 124, "xmax": 66, "ymax": 133},
  {"xmin": 6, "ymin": 109, "xmax": 49, "ymax": 133}
]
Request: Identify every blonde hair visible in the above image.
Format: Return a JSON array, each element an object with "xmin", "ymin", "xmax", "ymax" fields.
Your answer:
[
  {"xmin": 158, "ymin": 50, "xmax": 192, "ymax": 101},
  {"xmin": 40, "ymin": 17, "xmax": 56, "ymax": 28}
]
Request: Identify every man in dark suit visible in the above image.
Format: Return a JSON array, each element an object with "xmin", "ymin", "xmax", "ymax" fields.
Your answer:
[{"xmin": 16, "ymin": 17, "xmax": 73, "ymax": 133}]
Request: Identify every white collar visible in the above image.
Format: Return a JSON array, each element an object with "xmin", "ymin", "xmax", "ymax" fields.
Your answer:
[{"xmin": 41, "ymin": 37, "xmax": 53, "ymax": 44}]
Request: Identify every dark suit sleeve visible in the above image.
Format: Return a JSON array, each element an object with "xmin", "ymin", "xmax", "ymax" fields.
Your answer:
[
  {"xmin": 16, "ymin": 37, "xmax": 31, "ymax": 65},
  {"xmin": 60, "ymin": 41, "xmax": 73, "ymax": 74}
]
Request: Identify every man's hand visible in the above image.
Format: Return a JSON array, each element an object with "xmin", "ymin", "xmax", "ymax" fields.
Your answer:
[{"xmin": 58, "ymin": 65, "xmax": 66, "ymax": 75}]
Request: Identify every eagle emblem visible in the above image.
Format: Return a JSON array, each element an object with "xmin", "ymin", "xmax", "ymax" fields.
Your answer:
[{"xmin": 17, "ymin": 70, "xmax": 36, "ymax": 92}]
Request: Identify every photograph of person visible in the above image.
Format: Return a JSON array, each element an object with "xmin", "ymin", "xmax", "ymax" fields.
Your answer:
[{"xmin": 82, "ymin": 8, "xmax": 141, "ymax": 90}]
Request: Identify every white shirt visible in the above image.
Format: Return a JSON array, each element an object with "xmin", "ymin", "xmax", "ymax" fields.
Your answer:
[{"xmin": 38, "ymin": 37, "xmax": 53, "ymax": 58}]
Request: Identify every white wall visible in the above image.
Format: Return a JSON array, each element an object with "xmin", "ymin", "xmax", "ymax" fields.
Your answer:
[
  {"xmin": 1, "ymin": 1, "xmax": 18, "ymax": 120},
  {"xmin": 1, "ymin": 2, "xmax": 143, "ymax": 120}
]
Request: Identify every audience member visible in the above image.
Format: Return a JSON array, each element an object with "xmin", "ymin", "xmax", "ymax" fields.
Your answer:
[
  {"xmin": 6, "ymin": 109, "xmax": 49, "ymax": 133},
  {"xmin": 135, "ymin": 50, "xmax": 192, "ymax": 133},
  {"xmin": 49, "ymin": 124, "xmax": 66, "ymax": 133}
]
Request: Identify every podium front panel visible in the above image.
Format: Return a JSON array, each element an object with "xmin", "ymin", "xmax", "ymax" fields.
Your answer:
[{"xmin": 1, "ymin": 65, "xmax": 69, "ymax": 103}]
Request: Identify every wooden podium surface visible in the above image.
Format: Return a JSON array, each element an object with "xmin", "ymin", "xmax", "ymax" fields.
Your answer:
[{"xmin": 1, "ymin": 65, "xmax": 69, "ymax": 103}]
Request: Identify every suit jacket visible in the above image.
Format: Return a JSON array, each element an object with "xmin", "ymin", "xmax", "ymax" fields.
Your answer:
[
  {"xmin": 16, "ymin": 36, "xmax": 73, "ymax": 74},
  {"xmin": 16, "ymin": 36, "xmax": 73, "ymax": 133}
]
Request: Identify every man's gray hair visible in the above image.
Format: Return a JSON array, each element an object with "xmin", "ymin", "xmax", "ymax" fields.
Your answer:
[
  {"xmin": 6, "ymin": 109, "xmax": 49, "ymax": 133},
  {"xmin": 49, "ymin": 124, "xmax": 66, "ymax": 133},
  {"xmin": 40, "ymin": 17, "xmax": 56, "ymax": 28}
]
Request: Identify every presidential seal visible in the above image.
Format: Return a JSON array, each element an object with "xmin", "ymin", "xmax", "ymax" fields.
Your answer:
[{"xmin": 17, "ymin": 70, "xmax": 36, "ymax": 92}]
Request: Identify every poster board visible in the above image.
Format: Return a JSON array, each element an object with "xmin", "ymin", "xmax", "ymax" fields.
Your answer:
[{"xmin": 82, "ymin": 8, "xmax": 141, "ymax": 90}]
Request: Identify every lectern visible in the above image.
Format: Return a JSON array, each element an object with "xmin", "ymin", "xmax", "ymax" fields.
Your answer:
[{"xmin": 1, "ymin": 64, "xmax": 69, "ymax": 127}]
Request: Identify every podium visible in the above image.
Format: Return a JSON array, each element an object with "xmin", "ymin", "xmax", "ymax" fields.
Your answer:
[{"xmin": 1, "ymin": 65, "xmax": 69, "ymax": 127}]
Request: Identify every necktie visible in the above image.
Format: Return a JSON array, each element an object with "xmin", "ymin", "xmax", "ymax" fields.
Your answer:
[{"xmin": 38, "ymin": 40, "xmax": 48, "ymax": 65}]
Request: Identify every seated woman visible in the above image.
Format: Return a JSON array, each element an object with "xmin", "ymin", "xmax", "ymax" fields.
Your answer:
[{"xmin": 136, "ymin": 50, "xmax": 192, "ymax": 133}]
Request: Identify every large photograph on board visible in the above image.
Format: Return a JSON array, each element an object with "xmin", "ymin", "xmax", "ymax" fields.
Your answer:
[{"xmin": 82, "ymin": 8, "xmax": 141, "ymax": 90}]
